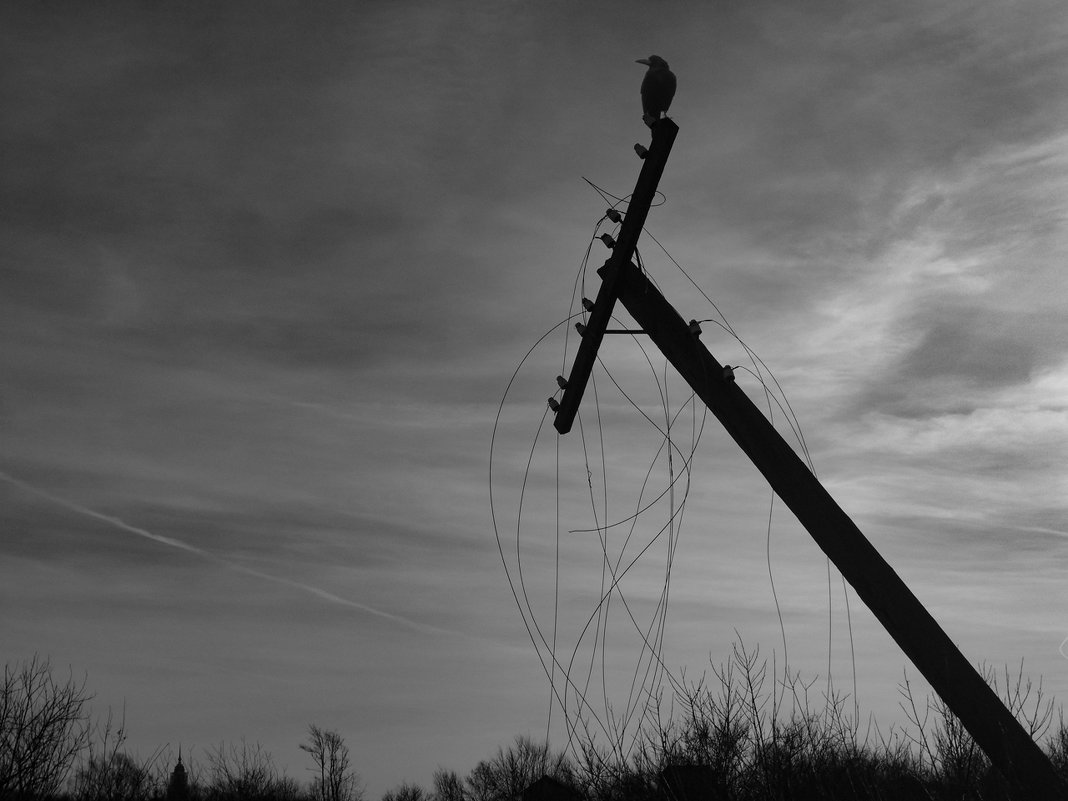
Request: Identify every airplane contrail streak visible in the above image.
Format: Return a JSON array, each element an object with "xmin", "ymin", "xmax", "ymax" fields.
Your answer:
[{"xmin": 0, "ymin": 470, "xmax": 458, "ymax": 637}]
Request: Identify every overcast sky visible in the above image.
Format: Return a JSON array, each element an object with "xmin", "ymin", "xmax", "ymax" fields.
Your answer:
[{"xmin": 2, "ymin": 1, "xmax": 1067, "ymax": 796}]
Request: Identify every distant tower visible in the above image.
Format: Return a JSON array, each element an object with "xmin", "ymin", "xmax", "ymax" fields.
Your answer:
[{"xmin": 166, "ymin": 746, "xmax": 189, "ymax": 801}]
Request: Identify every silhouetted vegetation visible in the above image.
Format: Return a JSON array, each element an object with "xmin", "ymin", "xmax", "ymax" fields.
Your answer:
[
  {"xmin": 1, "ymin": 655, "xmax": 93, "ymax": 799},
  {"xmin": 71, "ymin": 709, "xmax": 160, "ymax": 801},
  {"xmin": 203, "ymin": 739, "xmax": 302, "ymax": 801},
  {"xmin": 3, "ymin": 646, "xmax": 1067, "ymax": 800},
  {"xmin": 300, "ymin": 726, "xmax": 361, "ymax": 801}
]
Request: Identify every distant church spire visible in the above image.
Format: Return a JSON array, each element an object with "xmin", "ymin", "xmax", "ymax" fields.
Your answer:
[{"xmin": 167, "ymin": 745, "xmax": 189, "ymax": 801}]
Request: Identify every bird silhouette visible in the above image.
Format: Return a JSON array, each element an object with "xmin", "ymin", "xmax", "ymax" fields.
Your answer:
[{"xmin": 636, "ymin": 55, "xmax": 676, "ymax": 127}]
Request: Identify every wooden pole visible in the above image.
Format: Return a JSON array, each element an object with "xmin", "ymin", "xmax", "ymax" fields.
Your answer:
[
  {"xmin": 552, "ymin": 119, "xmax": 678, "ymax": 435},
  {"xmin": 608, "ymin": 257, "xmax": 1065, "ymax": 800}
]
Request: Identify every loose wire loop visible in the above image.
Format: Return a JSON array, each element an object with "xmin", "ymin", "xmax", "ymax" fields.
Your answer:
[{"xmin": 489, "ymin": 180, "xmax": 859, "ymax": 769}]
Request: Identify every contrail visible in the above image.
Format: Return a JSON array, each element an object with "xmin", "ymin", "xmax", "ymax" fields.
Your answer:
[
  {"xmin": 0, "ymin": 470, "xmax": 207, "ymax": 555},
  {"xmin": 1013, "ymin": 524, "xmax": 1068, "ymax": 541},
  {"xmin": 0, "ymin": 470, "xmax": 458, "ymax": 637}
]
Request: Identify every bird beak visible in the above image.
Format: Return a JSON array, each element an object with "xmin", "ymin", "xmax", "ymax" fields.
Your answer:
[{"xmin": 636, "ymin": 58, "xmax": 650, "ymax": 65}]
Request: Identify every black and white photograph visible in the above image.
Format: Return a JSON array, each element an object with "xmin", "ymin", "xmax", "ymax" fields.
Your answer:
[{"xmin": 2, "ymin": 2, "xmax": 1067, "ymax": 799}]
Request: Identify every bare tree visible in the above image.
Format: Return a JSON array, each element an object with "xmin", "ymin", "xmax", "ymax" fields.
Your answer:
[
  {"xmin": 431, "ymin": 768, "xmax": 466, "ymax": 801},
  {"xmin": 70, "ymin": 707, "xmax": 162, "ymax": 801},
  {"xmin": 0, "ymin": 654, "xmax": 93, "ymax": 798},
  {"xmin": 465, "ymin": 736, "xmax": 573, "ymax": 801},
  {"xmin": 1048, "ymin": 711, "xmax": 1068, "ymax": 777},
  {"xmin": 301, "ymin": 724, "xmax": 362, "ymax": 801},
  {"xmin": 73, "ymin": 750, "xmax": 154, "ymax": 801},
  {"xmin": 205, "ymin": 739, "xmax": 287, "ymax": 800},
  {"xmin": 381, "ymin": 781, "xmax": 428, "ymax": 801}
]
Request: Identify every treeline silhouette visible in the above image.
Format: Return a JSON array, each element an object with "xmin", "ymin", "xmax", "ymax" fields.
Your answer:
[{"xmin": 3, "ymin": 643, "xmax": 1067, "ymax": 801}]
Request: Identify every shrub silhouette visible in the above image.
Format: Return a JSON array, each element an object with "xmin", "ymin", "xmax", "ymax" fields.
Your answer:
[{"xmin": 2, "ymin": 649, "xmax": 1067, "ymax": 800}]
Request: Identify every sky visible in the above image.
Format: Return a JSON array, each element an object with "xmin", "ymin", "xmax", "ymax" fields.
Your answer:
[{"xmin": 2, "ymin": 0, "xmax": 1068, "ymax": 796}]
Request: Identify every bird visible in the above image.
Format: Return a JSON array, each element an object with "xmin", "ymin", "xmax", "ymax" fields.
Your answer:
[{"xmin": 636, "ymin": 55, "xmax": 676, "ymax": 127}]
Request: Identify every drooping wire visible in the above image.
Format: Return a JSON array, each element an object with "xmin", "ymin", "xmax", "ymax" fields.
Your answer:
[
  {"xmin": 571, "ymin": 208, "xmax": 704, "ymax": 759},
  {"xmin": 584, "ymin": 176, "xmax": 860, "ymax": 724},
  {"xmin": 561, "ymin": 344, "xmax": 702, "ymax": 761},
  {"xmin": 492, "ymin": 179, "xmax": 862, "ymax": 771},
  {"xmin": 625, "ymin": 181, "xmax": 861, "ymax": 724},
  {"xmin": 491, "ymin": 210, "xmax": 694, "ymax": 763},
  {"xmin": 583, "ymin": 175, "xmax": 805, "ymax": 711},
  {"xmin": 490, "ymin": 313, "xmax": 622, "ymax": 749}
]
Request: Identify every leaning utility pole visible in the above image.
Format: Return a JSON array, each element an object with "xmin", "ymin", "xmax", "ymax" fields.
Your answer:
[{"xmin": 549, "ymin": 119, "xmax": 1065, "ymax": 800}]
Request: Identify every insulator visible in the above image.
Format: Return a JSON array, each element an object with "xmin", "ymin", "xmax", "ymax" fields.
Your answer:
[
  {"xmin": 688, "ymin": 319, "xmax": 703, "ymax": 337},
  {"xmin": 575, "ymin": 322, "xmax": 587, "ymax": 336},
  {"xmin": 599, "ymin": 233, "xmax": 615, "ymax": 249},
  {"xmin": 634, "ymin": 143, "xmax": 649, "ymax": 159},
  {"xmin": 556, "ymin": 375, "xmax": 568, "ymax": 389},
  {"xmin": 547, "ymin": 398, "xmax": 561, "ymax": 412},
  {"xmin": 581, "ymin": 298, "xmax": 594, "ymax": 312},
  {"xmin": 606, "ymin": 209, "xmax": 623, "ymax": 224},
  {"xmin": 723, "ymin": 365, "xmax": 735, "ymax": 382}
]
